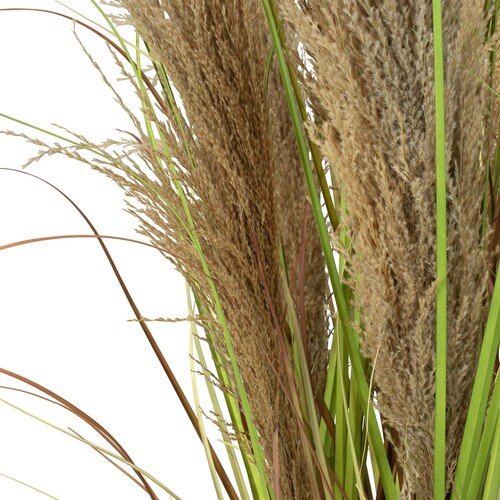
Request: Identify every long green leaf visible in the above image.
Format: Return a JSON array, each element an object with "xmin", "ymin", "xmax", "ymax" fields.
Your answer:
[
  {"xmin": 344, "ymin": 320, "xmax": 365, "ymax": 500},
  {"xmin": 260, "ymin": 2, "xmax": 397, "ymax": 498},
  {"xmin": 467, "ymin": 373, "xmax": 500, "ymax": 498},
  {"xmin": 431, "ymin": 0, "xmax": 448, "ymax": 497},
  {"xmin": 334, "ymin": 320, "xmax": 348, "ymax": 497},
  {"xmin": 187, "ymin": 287, "xmax": 224, "ymax": 500},
  {"xmin": 320, "ymin": 344, "xmax": 337, "ymax": 457},
  {"xmin": 453, "ymin": 265, "xmax": 500, "ymax": 498},
  {"xmin": 483, "ymin": 411, "xmax": 500, "ymax": 499}
]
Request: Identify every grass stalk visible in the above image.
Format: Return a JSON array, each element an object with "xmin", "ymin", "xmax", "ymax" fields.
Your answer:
[
  {"xmin": 187, "ymin": 287, "xmax": 225, "ymax": 500},
  {"xmin": 260, "ymin": 3, "xmax": 397, "ymax": 497},
  {"xmin": 431, "ymin": 0, "xmax": 448, "ymax": 496},
  {"xmin": 334, "ymin": 320, "xmax": 348, "ymax": 497},
  {"xmin": 453, "ymin": 264, "xmax": 500, "ymax": 498},
  {"xmin": 467, "ymin": 373, "xmax": 500, "ymax": 498},
  {"xmin": 0, "ymin": 472, "xmax": 59, "ymax": 500},
  {"xmin": 85, "ymin": 8, "xmax": 272, "ymax": 495},
  {"xmin": 482, "ymin": 409, "xmax": 500, "ymax": 499},
  {"xmin": 337, "ymin": 363, "xmax": 366, "ymax": 500},
  {"xmin": 344, "ymin": 348, "xmax": 365, "ymax": 499},
  {"xmin": 0, "ymin": 397, "xmax": 179, "ymax": 499},
  {"xmin": 320, "ymin": 344, "xmax": 337, "ymax": 457}
]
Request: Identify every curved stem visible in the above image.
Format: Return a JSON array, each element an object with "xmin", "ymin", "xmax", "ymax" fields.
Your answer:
[{"xmin": 0, "ymin": 168, "xmax": 239, "ymax": 500}]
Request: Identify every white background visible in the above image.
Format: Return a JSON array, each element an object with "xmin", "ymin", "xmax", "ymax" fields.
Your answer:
[{"xmin": 0, "ymin": 1, "xmax": 221, "ymax": 498}]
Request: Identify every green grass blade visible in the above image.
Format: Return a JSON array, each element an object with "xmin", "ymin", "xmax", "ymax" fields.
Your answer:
[
  {"xmin": 337, "ymin": 363, "xmax": 366, "ymax": 500},
  {"xmin": 360, "ymin": 346, "xmax": 381, "ymax": 499},
  {"xmin": 468, "ymin": 373, "xmax": 500, "ymax": 499},
  {"xmin": 189, "ymin": 292, "xmax": 251, "ymax": 500},
  {"xmin": 334, "ymin": 320, "xmax": 348, "ymax": 497},
  {"xmin": 320, "ymin": 343, "xmax": 337, "ymax": 457},
  {"xmin": 260, "ymin": 2, "xmax": 397, "ymax": 497},
  {"xmin": 431, "ymin": 0, "xmax": 448, "ymax": 497},
  {"xmin": 483, "ymin": 411, "xmax": 500, "ymax": 500},
  {"xmin": 335, "ymin": 197, "xmax": 356, "ymax": 498},
  {"xmin": 344, "ymin": 349, "xmax": 364, "ymax": 499},
  {"xmin": 187, "ymin": 287, "xmax": 225, "ymax": 500},
  {"xmin": 453, "ymin": 265, "xmax": 500, "ymax": 498}
]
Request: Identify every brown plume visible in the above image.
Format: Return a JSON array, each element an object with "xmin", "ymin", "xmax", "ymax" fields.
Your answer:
[
  {"xmin": 82, "ymin": 1, "xmax": 330, "ymax": 497},
  {"xmin": 281, "ymin": 0, "xmax": 499, "ymax": 496}
]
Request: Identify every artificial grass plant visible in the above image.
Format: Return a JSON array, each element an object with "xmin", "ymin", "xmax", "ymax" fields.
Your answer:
[{"xmin": 0, "ymin": 0, "xmax": 499, "ymax": 498}]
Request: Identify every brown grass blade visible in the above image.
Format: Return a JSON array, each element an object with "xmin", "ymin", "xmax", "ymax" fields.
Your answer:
[{"xmin": 0, "ymin": 168, "xmax": 238, "ymax": 500}]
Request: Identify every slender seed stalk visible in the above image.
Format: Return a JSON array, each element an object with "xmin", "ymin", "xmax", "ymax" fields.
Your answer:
[
  {"xmin": 432, "ymin": 0, "xmax": 448, "ymax": 496},
  {"xmin": 260, "ymin": 2, "xmax": 398, "ymax": 497}
]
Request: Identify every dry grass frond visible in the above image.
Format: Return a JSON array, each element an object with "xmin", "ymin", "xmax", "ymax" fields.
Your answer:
[
  {"xmin": 281, "ymin": 0, "xmax": 499, "ymax": 496},
  {"xmin": 26, "ymin": 1, "xmax": 332, "ymax": 497},
  {"xmin": 9, "ymin": 1, "xmax": 498, "ymax": 496}
]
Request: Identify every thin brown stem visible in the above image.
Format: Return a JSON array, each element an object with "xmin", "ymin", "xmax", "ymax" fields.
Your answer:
[
  {"xmin": 0, "ymin": 9, "xmax": 168, "ymax": 116},
  {"xmin": 0, "ymin": 368, "xmax": 158, "ymax": 499},
  {"xmin": 0, "ymin": 168, "xmax": 239, "ymax": 500}
]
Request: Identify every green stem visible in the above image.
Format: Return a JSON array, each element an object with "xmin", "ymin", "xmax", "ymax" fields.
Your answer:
[
  {"xmin": 268, "ymin": 0, "xmax": 338, "ymax": 230},
  {"xmin": 467, "ymin": 373, "xmax": 500, "ymax": 499},
  {"xmin": 453, "ymin": 265, "xmax": 500, "ymax": 498},
  {"xmin": 432, "ymin": 0, "xmax": 448, "ymax": 497},
  {"xmin": 187, "ymin": 286, "xmax": 225, "ymax": 499},
  {"xmin": 261, "ymin": 2, "xmax": 397, "ymax": 498},
  {"xmin": 483, "ymin": 409, "xmax": 500, "ymax": 499},
  {"xmin": 321, "ymin": 344, "xmax": 337, "ymax": 459},
  {"xmin": 334, "ymin": 320, "xmax": 348, "ymax": 497}
]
